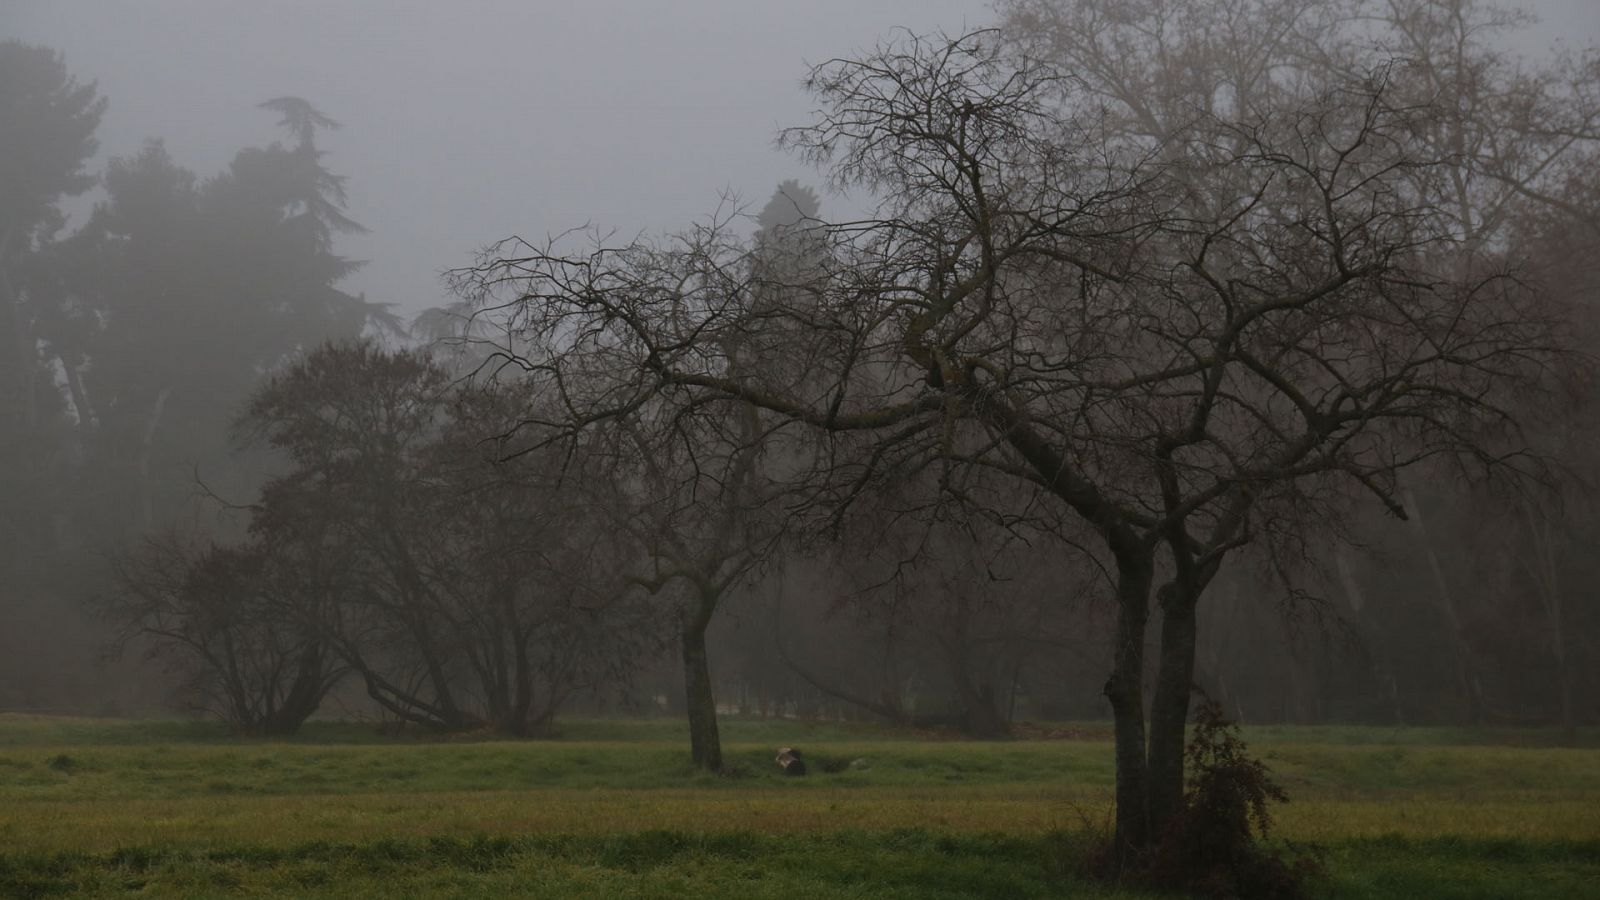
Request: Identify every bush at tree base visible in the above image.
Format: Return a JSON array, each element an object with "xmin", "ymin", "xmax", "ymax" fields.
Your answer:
[{"xmin": 1088, "ymin": 695, "xmax": 1322, "ymax": 899}]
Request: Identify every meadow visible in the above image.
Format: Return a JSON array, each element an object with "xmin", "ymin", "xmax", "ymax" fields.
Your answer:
[{"xmin": 1, "ymin": 715, "xmax": 1596, "ymax": 898}]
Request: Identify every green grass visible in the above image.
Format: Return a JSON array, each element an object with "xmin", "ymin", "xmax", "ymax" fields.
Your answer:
[
  {"xmin": 0, "ymin": 831, "xmax": 1165, "ymax": 899},
  {"xmin": 1, "ymin": 714, "xmax": 1596, "ymax": 897}
]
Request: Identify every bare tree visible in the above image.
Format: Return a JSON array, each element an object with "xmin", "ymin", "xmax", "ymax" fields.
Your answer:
[
  {"xmin": 416, "ymin": 382, "xmax": 651, "ymax": 736},
  {"xmin": 105, "ymin": 533, "xmax": 344, "ymax": 735},
  {"xmin": 244, "ymin": 341, "xmax": 645, "ymax": 735},
  {"xmin": 592, "ymin": 420, "xmax": 778, "ymax": 770},
  {"xmin": 454, "ymin": 28, "xmax": 1565, "ymax": 860},
  {"xmin": 1001, "ymin": 0, "xmax": 1600, "ymax": 811}
]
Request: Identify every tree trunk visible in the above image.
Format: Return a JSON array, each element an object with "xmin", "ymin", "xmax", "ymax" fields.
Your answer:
[
  {"xmin": 1146, "ymin": 581, "xmax": 1197, "ymax": 837},
  {"xmin": 1523, "ymin": 504, "xmax": 1578, "ymax": 743},
  {"xmin": 948, "ymin": 652, "xmax": 1010, "ymax": 739},
  {"xmin": 262, "ymin": 642, "xmax": 333, "ymax": 735},
  {"xmin": 1104, "ymin": 555, "xmax": 1153, "ymax": 864},
  {"xmin": 1404, "ymin": 487, "xmax": 1485, "ymax": 724},
  {"xmin": 58, "ymin": 353, "xmax": 96, "ymax": 429},
  {"xmin": 505, "ymin": 630, "xmax": 534, "ymax": 737},
  {"xmin": 940, "ymin": 594, "xmax": 1012, "ymax": 739},
  {"xmin": 137, "ymin": 386, "xmax": 173, "ymax": 530},
  {"xmin": 682, "ymin": 607, "xmax": 723, "ymax": 771}
]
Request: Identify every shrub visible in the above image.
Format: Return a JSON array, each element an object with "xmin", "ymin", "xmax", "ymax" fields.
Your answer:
[{"xmin": 1145, "ymin": 696, "xmax": 1320, "ymax": 899}]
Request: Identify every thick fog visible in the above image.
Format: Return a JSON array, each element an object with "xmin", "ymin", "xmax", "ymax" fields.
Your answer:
[
  {"xmin": 6, "ymin": 0, "xmax": 1600, "ymax": 743},
  {"xmin": 8, "ymin": 0, "xmax": 994, "ymax": 317},
  {"xmin": 10, "ymin": 8, "xmax": 1600, "ymax": 894},
  {"xmin": 10, "ymin": 1, "xmax": 1595, "ymax": 316}
]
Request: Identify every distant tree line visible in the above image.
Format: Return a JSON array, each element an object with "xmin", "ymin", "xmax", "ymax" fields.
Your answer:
[
  {"xmin": 107, "ymin": 343, "xmax": 651, "ymax": 736},
  {"xmin": 0, "ymin": 40, "xmax": 389, "ymax": 712}
]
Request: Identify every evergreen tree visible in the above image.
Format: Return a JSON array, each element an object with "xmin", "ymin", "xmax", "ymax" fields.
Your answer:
[
  {"xmin": 0, "ymin": 42, "xmax": 105, "ymax": 710},
  {"xmin": 60, "ymin": 100, "xmax": 391, "ymax": 540}
]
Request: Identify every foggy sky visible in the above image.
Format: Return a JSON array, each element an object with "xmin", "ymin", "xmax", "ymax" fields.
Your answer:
[{"xmin": 6, "ymin": 0, "xmax": 1597, "ymax": 320}]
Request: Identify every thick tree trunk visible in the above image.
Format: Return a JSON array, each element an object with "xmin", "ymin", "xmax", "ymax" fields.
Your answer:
[
  {"xmin": 261, "ymin": 643, "xmax": 333, "ymax": 735},
  {"xmin": 504, "ymin": 628, "xmax": 534, "ymax": 737},
  {"xmin": 414, "ymin": 630, "xmax": 470, "ymax": 727},
  {"xmin": 1147, "ymin": 582, "xmax": 1197, "ymax": 836},
  {"xmin": 1104, "ymin": 556, "xmax": 1153, "ymax": 863},
  {"xmin": 682, "ymin": 609, "xmax": 723, "ymax": 771}
]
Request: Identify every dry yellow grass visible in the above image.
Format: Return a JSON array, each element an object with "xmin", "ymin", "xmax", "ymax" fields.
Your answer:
[
  {"xmin": 0, "ymin": 786, "xmax": 1095, "ymax": 853},
  {"xmin": 3, "ymin": 717, "xmax": 1597, "ymax": 855},
  {"xmin": 6, "ymin": 786, "xmax": 1598, "ymax": 855}
]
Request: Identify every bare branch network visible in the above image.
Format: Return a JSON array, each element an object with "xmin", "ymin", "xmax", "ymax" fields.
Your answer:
[
  {"xmin": 449, "ymin": 16, "xmax": 1582, "ymax": 857},
  {"xmin": 452, "ymin": 30, "xmax": 1559, "ymax": 555}
]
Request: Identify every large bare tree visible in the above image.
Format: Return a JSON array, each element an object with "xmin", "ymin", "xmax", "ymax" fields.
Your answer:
[
  {"xmin": 999, "ymin": 0, "xmax": 1600, "ymax": 823},
  {"xmin": 455, "ymin": 24, "xmax": 1568, "ymax": 860},
  {"xmin": 585, "ymin": 407, "xmax": 784, "ymax": 770}
]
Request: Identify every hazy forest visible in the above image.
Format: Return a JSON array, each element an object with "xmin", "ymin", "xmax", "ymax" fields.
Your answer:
[{"xmin": 3, "ymin": 1, "xmax": 1599, "ymax": 897}]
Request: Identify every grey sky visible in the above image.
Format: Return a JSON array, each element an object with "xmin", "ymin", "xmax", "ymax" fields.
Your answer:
[{"xmin": 6, "ymin": 0, "xmax": 1597, "ymax": 319}]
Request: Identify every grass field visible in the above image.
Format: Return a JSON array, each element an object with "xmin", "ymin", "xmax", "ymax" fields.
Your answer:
[{"xmin": 1, "ymin": 715, "xmax": 1596, "ymax": 897}]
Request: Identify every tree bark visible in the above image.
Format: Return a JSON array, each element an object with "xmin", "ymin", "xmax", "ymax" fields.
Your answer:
[
  {"xmin": 1146, "ymin": 581, "xmax": 1197, "ymax": 837},
  {"xmin": 1104, "ymin": 554, "xmax": 1153, "ymax": 863},
  {"xmin": 681, "ymin": 600, "xmax": 723, "ymax": 771},
  {"xmin": 504, "ymin": 623, "xmax": 534, "ymax": 737},
  {"xmin": 261, "ymin": 642, "xmax": 334, "ymax": 735}
]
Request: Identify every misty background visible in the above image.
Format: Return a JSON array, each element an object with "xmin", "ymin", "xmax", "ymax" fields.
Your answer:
[
  {"xmin": 9, "ymin": 0, "xmax": 1581, "ymax": 318},
  {"xmin": 4, "ymin": 0, "xmax": 1600, "ymax": 738},
  {"xmin": 7, "ymin": 0, "xmax": 998, "ymax": 318}
]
